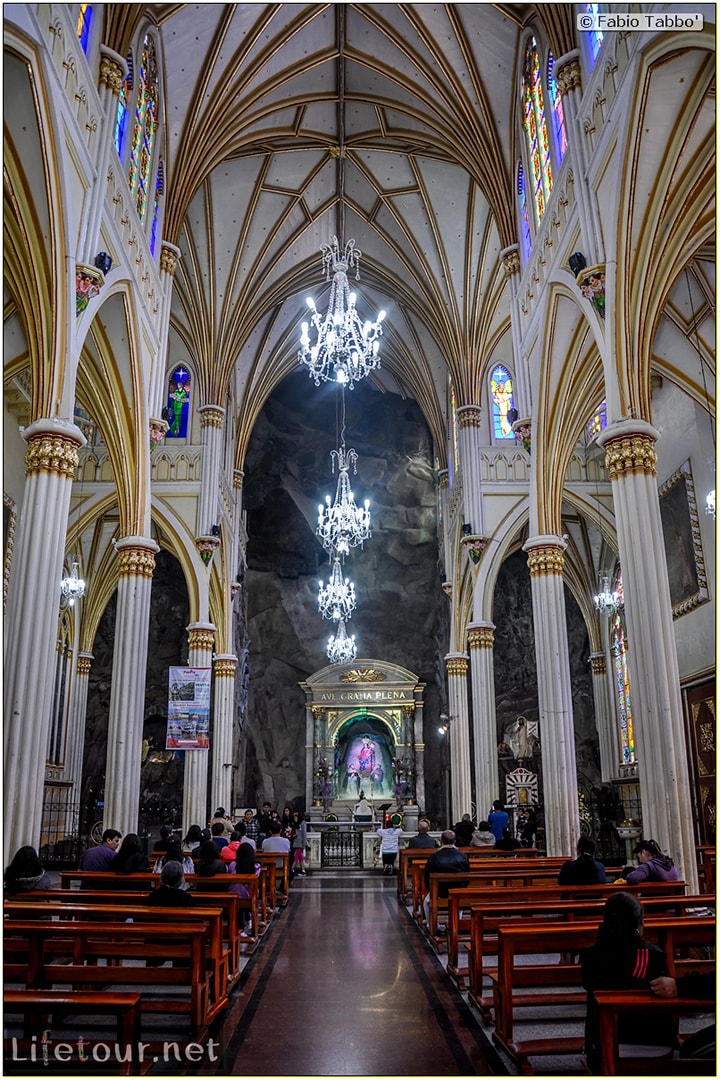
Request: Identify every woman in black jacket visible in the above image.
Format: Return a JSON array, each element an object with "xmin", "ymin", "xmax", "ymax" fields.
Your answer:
[{"xmin": 109, "ymin": 832, "xmax": 150, "ymax": 874}]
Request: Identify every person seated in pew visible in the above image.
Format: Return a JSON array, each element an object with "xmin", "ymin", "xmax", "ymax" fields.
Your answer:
[
  {"xmin": 147, "ymin": 860, "xmax": 194, "ymax": 905},
  {"xmin": 109, "ymin": 832, "xmax": 150, "ymax": 874},
  {"xmin": 4, "ymin": 845, "xmax": 54, "ymax": 893},
  {"xmin": 79, "ymin": 827, "xmax": 122, "ymax": 870},
  {"xmin": 581, "ymin": 891, "xmax": 671, "ymax": 1071},
  {"xmin": 154, "ymin": 838, "xmax": 195, "ymax": 876},
  {"xmin": 625, "ymin": 839, "xmax": 679, "ymax": 884},
  {"xmin": 558, "ymin": 836, "xmax": 607, "ymax": 885},
  {"xmin": 452, "ymin": 814, "xmax": 476, "ymax": 847},
  {"xmin": 651, "ymin": 972, "xmax": 716, "ymax": 1062},
  {"xmin": 494, "ymin": 826, "xmax": 522, "ymax": 851},
  {"xmin": 211, "ymin": 822, "xmax": 229, "ymax": 853},
  {"xmin": 183, "ymin": 824, "xmax": 204, "ymax": 853},
  {"xmin": 193, "ymin": 839, "xmax": 229, "ymax": 890},
  {"xmin": 152, "ymin": 825, "xmax": 174, "ymax": 854},
  {"xmin": 228, "ymin": 842, "xmax": 262, "ymax": 929},
  {"xmin": 422, "ymin": 831, "xmax": 470, "ymax": 930},
  {"xmin": 470, "ymin": 821, "xmax": 496, "ymax": 847},
  {"xmin": 407, "ymin": 820, "xmax": 437, "ymax": 849},
  {"xmin": 262, "ymin": 820, "xmax": 291, "ymax": 893}
]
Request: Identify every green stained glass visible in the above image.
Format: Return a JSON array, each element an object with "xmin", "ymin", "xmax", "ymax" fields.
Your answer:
[
  {"xmin": 522, "ymin": 37, "xmax": 553, "ymax": 224},
  {"xmin": 128, "ymin": 34, "xmax": 158, "ymax": 223}
]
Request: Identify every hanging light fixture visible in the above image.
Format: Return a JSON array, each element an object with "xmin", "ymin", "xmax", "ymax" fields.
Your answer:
[
  {"xmin": 594, "ymin": 571, "xmax": 620, "ymax": 617},
  {"xmin": 318, "ymin": 557, "xmax": 357, "ymax": 621},
  {"xmin": 298, "ymin": 8, "xmax": 385, "ymax": 389},
  {"xmin": 327, "ymin": 618, "xmax": 357, "ymax": 664},
  {"xmin": 60, "ymin": 559, "xmax": 86, "ymax": 606},
  {"xmin": 317, "ymin": 444, "xmax": 371, "ymax": 555}
]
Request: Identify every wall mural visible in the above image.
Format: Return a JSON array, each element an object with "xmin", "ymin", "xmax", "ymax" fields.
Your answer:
[{"xmin": 335, "ymin": 725, "xmax": 394, "ymax": 800}]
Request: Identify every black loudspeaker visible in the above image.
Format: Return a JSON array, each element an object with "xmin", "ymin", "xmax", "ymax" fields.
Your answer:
[{"xmin": 94, "ymin": 252, "xmax": 113, "ymax": 274}]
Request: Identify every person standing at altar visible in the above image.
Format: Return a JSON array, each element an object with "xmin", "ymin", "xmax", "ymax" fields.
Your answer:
[
  {"xmin": 354, "ymin": 791, "xmax": 373, "ymax": 821},
  {"xmin": 488, "ymin": 800, "xmax": 509, "ymax": 842}
]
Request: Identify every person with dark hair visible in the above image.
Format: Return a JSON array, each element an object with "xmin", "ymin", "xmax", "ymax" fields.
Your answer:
[
  {"xmin": 422, "ymin": 831, "xmax": 470, "ymax": 929},
  {"xmin": 194, "ymin": 839, "xmax": 229, "ymax": 891},
  {"xmin": 377, "ymin": 817, "xmax": 404, "ymax": 876},
  {"xmin": 79, "ymin": 828, "xmax": 122, "ymax": 870},
  {"xmin": 291, "ymin": 811, "xmax": 307, "ymax": 875},
  {"xmin": 152, "ymin": 825, "xmax": 174, "ymax": 854},
  {"xmin": 154, "ymin": 838, "xmax": 194, "ymax": 875},
  {"xmin": 147, "ymin": 860, "xmax": 193, "ymax": 905},
  {"xmin": 5, "ymin": 846, "xmax": 53, "ymax": 893},
  {"xmin": 183, "ymin": 824, "xmax": 203, "ymax": 852},
  {"xmin": 210, "ymin": 806, "xmax": 233, "ymax": 839},
  {"xmin": 109, "ymin": 833, "xmax": 150, "ymax": 874},
  {"xmin": 257, "ymin": 801, "xmax": 274, "ymax": 841},
  {"xmin": 230, "ymin": 842, "xmax": 261, "ymax": 928},
  {"xmin": 558, "ymin": 836, "xmax": 607, "ymax": 885},
  {"xmin": 495, "ymin": 826, "xmax": 522, "ymax": 851},
  {"xmin": 625, "ymin": 839, "xmax": 679, "ymax": 883},
  {"xmin": 517, "ymin": 807, "xmax": 537, "ymax": 847},
  {"xmin": 210, "ymin": 821, "xmax": 228, "ymax": 852},
  {"xmin": 487, "ymin": 800, "xmax": 509, "ymax": 843},
  {"xmin": 581, "ymin": 892, "xmax": 670, "ymax": 1070},
  {"xmin": 242, "ymin": 808, "xmax": 261, "ymax": 845},
  {"xmin": 262, "ymin": 820, "xmax": 291, "ymax": 891},
  {"xmin": 470, "ymin": 820, "xmax": 496, "ymax": 847},
  {"xmin": 452, "ymin": 813, "xmax": 475, "ymax": 847}
]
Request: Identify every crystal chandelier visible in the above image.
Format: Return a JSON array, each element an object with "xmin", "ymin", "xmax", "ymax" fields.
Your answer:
[
  {"xmin": 706, "ymin": 488, "xmax": 715, "ymax": 518},
  {"xmin": 317, "ymin": 444, "xmax": 371, "ymax": 555},
  {"xmin": 327, "ymin": 618, "xmax": 357, "ymax": 664},
  {"xmin": 594, "ymin": 571, "xmax": 620, "ymax": 616},
  {"xmin": 60, "ymin": 559, "xmax": 86, "ymax": 606},
  {"xmin": 299, "ymin": 237, "xmax": 385, "ymax": 389},
  {"xmin": 318, "ymin": 558, "xmax": 357, "ymax": 622}
]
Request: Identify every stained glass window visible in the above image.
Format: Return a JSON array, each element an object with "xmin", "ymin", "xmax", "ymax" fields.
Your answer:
[
  {"xmin": 77, "ymin": 4, "xmax": 92, "ymax": 54},
  {"xmin": 610, "ymin": 572, "xmax": 635, "ymax": 763},
  {"xmin": 150, "ymin": 161, "xmax": 164, "ymax": 258},
  {"xmin": 585, "ymin": 4, "xmax": 604, "ymax": 62},
  {"xmin": 448, "ymin": 383, "xmax": 460, "ymax": 486},
  {"xmin": 522, "ymin": 36, "xmax": 552, "ymax": 224},
  {"xmin": 586, "ymin": 400, "xmax": 607, "ymax": 441},
  {"xmin": 518, "ymin": 165, "xmax": 531, "ymax": 260},
  {"xmin": 128, "ymin": 34, "xmax": 158, "ymax": 223},
  {"xmin": 490, "ymin": 365, "xmax": 515, "ymax": 439},
  {"xmin": 547, "ymin": 54, "xmax": 567, "ymax": 164},
  {"xmin": 114, "ymin": 55, "xmax": 132, "ymax": 160},
  {"xmin": 166, "ymin": 366, "xmax": 191, "ymax": 439}
]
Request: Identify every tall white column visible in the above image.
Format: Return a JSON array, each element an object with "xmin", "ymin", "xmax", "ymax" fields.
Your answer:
[
  {"xmin": 304, "ymin": 703, "xmax": 316, "ymax": 812},
  {"xmin": 456, "ymin": 405, "xmax": 485, "ymax": 538},
  {"xmin": 523, "ymin": 535, "xmax": 579, "ymax": 857},
  {"xmin": 598, "ymin": 421, "xmax": 698, "ymax": 891},
  {"xmin": 197, "ymin": 405, "xmax": 225, "ymax": 536},
  {"xmin": 590, "ymin": 649, "xmax": 619, "ymax": 783},
  {"xmin": 103, "ymin": 537, "xmax": 159, "ymax": 836},
  {"xmin": 211, "ymin": 654, "xmax": 237, "ymax": 815},
  {"xmin": 554, "ymin": 51, "xmax": 602, "ymax": 257},
  {"xmin": 4, "ymin": 419, "xmax": 86, "ymax": 855},
  {"xmin": 65, "ymin": 652, "xmax": 94, "ymax": 798},
  {"xmin": 444, "ymin": 653, "xmax": 472, "ymax": 823},
  {"xmin": 468, "ymin": 622, "xmax": 500, "ymax": 811},
  {"xmin": 182, "ymin": 623, "xmax": 215, "ymax": 834}
]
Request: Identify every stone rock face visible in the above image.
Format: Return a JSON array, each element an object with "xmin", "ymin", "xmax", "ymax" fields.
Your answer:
[{"xmin": 242, "ymin": 372, "xmax": 446, "ymax": 814}]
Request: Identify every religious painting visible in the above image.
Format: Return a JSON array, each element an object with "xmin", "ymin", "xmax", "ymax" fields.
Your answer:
[
  {"xmin": 658, "ymin": 460, "xmax": 708, "ymax": 618},
  {"xmin": 334, "ymin": 722, "xmax": 394, "ymax": 800},
  {"xmin": 165, "ymin": 366, "xmax": 191, "ymax": 438},
  {"xmin": 684, "ymin": 680, "xmax": 716, "ymax": 847}
]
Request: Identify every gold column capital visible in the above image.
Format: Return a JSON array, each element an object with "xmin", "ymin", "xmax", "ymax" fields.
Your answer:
[
  {"xmin": 590, "ymin": 653, "xmax": 607, "ymax": 676},
  {"xmin": 117, "ymin": 545, "xmax": 156, "ymax": 579},
  {"xmin": 311, "ymin": 705, "xmax": 325, "ymax": 720},
  {"xmin": 160, "ymin": 244, "xmax": 181, "ymax": 275},
  {"xmin": 468, "ymin": 625, "xmax": 495, "ymax": 650},
  {"xmin": 187, "ymin": 627, "xmax": 215, "ymax": 653},
  {"xmin": 603, "ymin": 433, "xmax": 658, "ymax": 480},
  {"xmin": 99, "ymin": 53, "xmax": 125, "ymax": 93},
  {"xmin": 526, "ymin": 544, "xmax": 565, "ymax": 577},
  {"xmin": 556, "ymin": 58, "xmax": 582, "ymax": 94},
  {"xmin": 199, "ymin": 405, "xmax": 225, "ymax": 429},
  {"xmin": 456, "ymin": 405, "xmax": 482, "ymax": 429},
  {"xmin": 214, "ymin": 657, "xmax": 237, "ymax": 679},
  {"xmin": 25, "ymin": 431, "xmax": 81, "ymax": 478},
  {"xmin": 233, "ymin": 470, "xmax": 245, "ymax": 489},
  {"xmin": 445, "ymin": 655, "xmax": 468, "ymax": 678},
  {"xmin": 501, "ymin": 245, "xmax": 521, "ymax": 276},
  {"xmin": 76, "ymin": 654, "xmax": 94, "ymax": 676}
]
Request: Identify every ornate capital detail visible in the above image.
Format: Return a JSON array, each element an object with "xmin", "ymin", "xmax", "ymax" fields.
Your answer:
[
  {"xmin": 149, "ymin": 417, "xmax": 168, "ymax": 452},
  {"xmin": 199, "ymin": 405, "xmax": 225, "ymax": 429},
  {"xmin": 233, "ymin": 470, "xmax": 245, "ymax": 489},
  {"xmin": 25, "ymin": 432, "xmax": 81, "ymax": 478},
  {"xmin": 76, "ymin": 654, "xmax": 94, "ymax": 676},
  {"xmin": 117, "ymin": 546, "xmax": 156, "ymax": 579},
  {"xmin": 445, "ymin": 656, "xmax": 468, "ymax": 678},
  {"xmin": 461, "ymin": 534, "xmax": 490, "ymax": 565},
  {"xmin": 214, "ymin": 658, "xmax": 237, "ymax": 679},
  {"xmin": 311, "ymin": 705, "xmax": 325, "ymax": 720},
  {"xmin": 590, "ymin": 653, "xmax": 607, "ymax": 676},
  {"xmin": 468, "ymin": 626, "xmax": 494, "ymax": 650},
  {"xmin": 512, "ymin": 416, "xmax": 532, "ymax": 452},
  {"xmin": 160, "ymin": 244, "xmax": 180, "ymax": 275},
  {"xmin": 501, "ymin": 246, "xmax": 521, "ymax": 276},
  {"xmin": 576, "ymin": 263, "xmax": 606, "ymax": 321},
  {"xmin": 456, "ymin": 405, "xmax": 482, "ymax": 429},
  {"xmin": 99, "ymin": 54, "xmax": 125, "ymax": 93},
  {"xmin": 196, "ymin": 534, "xmax": 221, "ymax": 566},
  {"xmin": 188, "ymin": 627, "xmax": 215, "ymax": 653},
  {"xmin": 555, "ymin": 58, "xmax": 582, "ymax": 94},
  {"xmin": 526, "ymin": 544, "xmax": 565, "ymax": 577},
  {"xmin": 604, "ymin": 433, "xmax": 657, "ymax": 480},
  {"xmin": 437, "ymin": 469, "xmax": 450, "ymax": 489},
  {"xmin": 402, "ymin": 704, "xmax": 415, "ymax": 718}
]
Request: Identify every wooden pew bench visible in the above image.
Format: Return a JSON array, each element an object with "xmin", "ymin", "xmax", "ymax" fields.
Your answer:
[
  {"xmin": 593, "ymin": 990, "xmax": 716, "ymax": 1075},
  {"xmin": 397, "ymin": 847, "xmax": 538, "ymax": 904},
  {"xmin": 4, "ymin": 918, "xmax": 216, "ymax": 1041},
  {"xmin": 411, "ymin": 856, "xmax": 567, "ymax": 922},
  {"xmin": 489, "ymin": 916, "xmax": 715, "ymax": 1071},
  {"xmin": 450, "ymin": 889, "xmax": 711, "ymax": 993},
  {"xmin": 4, "ymin": 989, "xmax": 142, "ymax": 1076}
]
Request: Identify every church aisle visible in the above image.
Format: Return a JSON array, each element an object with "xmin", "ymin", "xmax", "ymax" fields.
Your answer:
[{"xmin": 191, "ymin": 871, "xmax": 507, "ymax": 1076}]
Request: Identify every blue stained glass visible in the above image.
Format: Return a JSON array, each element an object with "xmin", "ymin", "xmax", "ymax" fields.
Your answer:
[
  {"xmin": 77, "ymin": 5, "xmax": 92, "ymax": 54},
  {"xmin": 586, "ymin": 4, "xmax": 604, "ymax": 61},
  {"xmin": 166, "ymin": 367, "xmax": 191, "ymax": 439},
  {"xmin": 150, "ymin": 162, "xmax": 164, "ymax": 258},
  {"xmin": 611, "ymin": 572, "xmax": 635, "ymax": 762},
  {"xmin": 114, "ymin": 58, "xmax": 132, "ymax": 160},
  {"xmin": 490, "ymin": 365, "xmax": 515, "ymax": 439},
  {"xmin": 522, "ymin": 37, "xmax": 552, "ymax": 224},
  {"xmin": 518, "ymin": 166, "xmax": 531, "ymax": 260},
  {"xmin": 547, "ymin": 54, "xmax": 567, "ymax": 164}
]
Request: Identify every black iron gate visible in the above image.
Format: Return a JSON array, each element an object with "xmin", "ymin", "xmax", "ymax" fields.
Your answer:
[
  {"xmin": 320, "ymin": 827, "xmax": 363, "ymax": 868},
  {"xmin": 40, "ymin": 787, "xmax": 82, "ymax": 868}
]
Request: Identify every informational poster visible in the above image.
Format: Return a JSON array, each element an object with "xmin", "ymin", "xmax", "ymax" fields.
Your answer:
[{"xmin": 166, "ymin": 666, "xmax": 210, "ymax": 750}]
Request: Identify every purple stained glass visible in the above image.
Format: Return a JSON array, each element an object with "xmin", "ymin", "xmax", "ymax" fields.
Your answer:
[
  {"xmin": 128, "ymin": 34, "xmax": 158, "ymax": 223},
  {"xmin": 522, "ymin": 37, "xmax": 553, "ymax": 224}
]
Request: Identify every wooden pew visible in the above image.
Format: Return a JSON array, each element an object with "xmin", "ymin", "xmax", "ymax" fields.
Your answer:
[
  {"xmin": 4, "ymin": 900, "xmax": 232, "ymax": 1004},
  {"xmin": 411, "ymin": 856, "xmax": 567, "ymax": 921},
  {"xmin": 593, "ymin": 990, "xmax": 716, "ymax": 1074},
  {"xmin": 448, "ymin": 889, "xmax": 711, "ymax": 990},
  {"xmin": 489, "ymin": 916, "xmax": 715, "ymax": 1071},
  {"xmin": 4, "ymin": 918, "xmax": 215, "ymax": 1040},
  {"xmin": 464, "ymin": 888, "xmax": 706, "ymax": 1016},
  {"xmin": 696, "ymin": 846, "xmax": 715, "ymax": 895},
  {"xmin": 397, "ymin": 846, "xmax": 538, "ymax": 904},
  {"xmin": 4, "ymin": 989, "xmax": 142, "ymax": 1075},
  {"xmin": 255, "ymin": 850, "xmax": 291, "ymax": 905}
]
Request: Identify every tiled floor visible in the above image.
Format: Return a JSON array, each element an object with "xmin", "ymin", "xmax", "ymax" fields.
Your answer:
[{"xmin": 189, "ymin": 870, "xmax": 507, "ymax": 1076}]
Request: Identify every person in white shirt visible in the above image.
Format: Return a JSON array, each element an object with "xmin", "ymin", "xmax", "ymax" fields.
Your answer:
[
  {"xmin": 377, "ymin": 817, "xmax": 404, "ymax": 875},
  {"xmin": 353, "ymin": 791, "xmax": 373, "ymax": 821}
]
